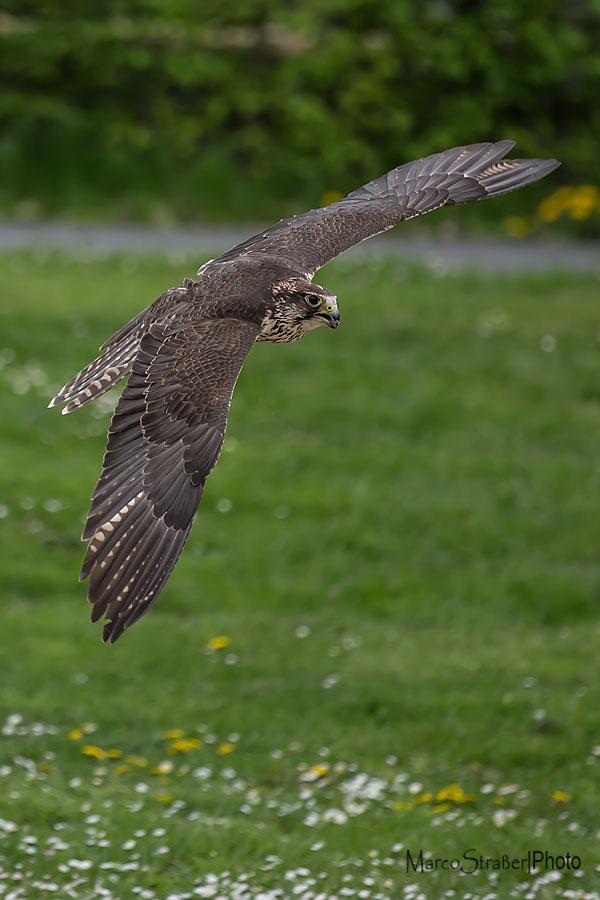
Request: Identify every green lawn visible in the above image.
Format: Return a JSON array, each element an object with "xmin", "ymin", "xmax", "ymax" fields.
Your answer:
[{"xmin": 1, "ymin": 248, "xmax": 599, "ymax": 899}]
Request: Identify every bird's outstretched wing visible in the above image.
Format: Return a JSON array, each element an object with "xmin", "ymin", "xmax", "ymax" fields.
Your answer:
[
  {"xmin": 210, "ymin": 141, "xmax": 559, "ymax": 278},
  {"xmin": 80, "ymin": 316, "xmax": 259, "ymax": 642}
]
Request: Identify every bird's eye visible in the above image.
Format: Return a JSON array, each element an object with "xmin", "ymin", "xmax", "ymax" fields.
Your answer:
[{"xmin": 305, "ymin": 293, "xmax": 321, "ymax": 308}]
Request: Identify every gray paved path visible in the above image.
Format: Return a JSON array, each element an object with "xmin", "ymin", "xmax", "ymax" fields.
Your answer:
[{"xmin": 0, "ymin": 221, "xmax": 598, "ymax": 273}]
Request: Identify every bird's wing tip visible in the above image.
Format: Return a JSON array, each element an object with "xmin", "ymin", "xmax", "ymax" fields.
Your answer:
[
  {"xmin": 497, "ymin": 138, "xmax": 516, "ymax": 151},
  {"xmin": 103, "ymin": 621, "xmax": 123, "ymax": 644},
  {"xmin": 530, "ymin": 158, "xmax": 561, "ymax": 179}
]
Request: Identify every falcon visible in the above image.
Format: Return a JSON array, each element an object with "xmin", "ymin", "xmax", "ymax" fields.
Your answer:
[{"xmin": 49, "ymin": 140, "xmax": 559, "ymax": 642}]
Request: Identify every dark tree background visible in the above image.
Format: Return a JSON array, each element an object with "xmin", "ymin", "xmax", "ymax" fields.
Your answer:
[{"xmin": 1, "ymin": 0, "xmax": 598, "ymax": 225}]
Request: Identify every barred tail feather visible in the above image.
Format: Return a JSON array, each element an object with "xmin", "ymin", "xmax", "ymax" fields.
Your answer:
[{"xmin": 48, "ymin": 332, "xmax": 141, "ymax": 415}]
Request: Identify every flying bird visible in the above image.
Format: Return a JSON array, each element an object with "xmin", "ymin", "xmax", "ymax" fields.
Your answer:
[{"xmin": 49, "ymin": 140, "xmax": 559, "ymax": 642}]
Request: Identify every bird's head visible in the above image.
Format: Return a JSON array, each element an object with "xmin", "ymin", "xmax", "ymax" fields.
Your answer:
[{"xmin": 271, "ymin": 279, "xmax": 340, "ymax": 334}]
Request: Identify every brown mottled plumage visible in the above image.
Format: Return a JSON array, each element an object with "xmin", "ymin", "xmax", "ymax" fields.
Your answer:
[{"xmin": 49, "ymin": 140, "xmax": 559, "ymax": 641}]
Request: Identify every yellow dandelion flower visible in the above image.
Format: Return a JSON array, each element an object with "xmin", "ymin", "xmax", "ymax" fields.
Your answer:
[
  {"xmin": 81, "ymin": 722, "xmax": 96, "ymax": 734},
  {"xmin": 207, "ymin": 635, "xmax": 229, "ymax": 650},
  {"xmin": 125, "ymin": 755, "xmax": 148, "ymax": 767},
  {"xmin": 552, "ymin": 790, "xmax": 569, "ymax": 803},
  {"xmin": 107, "ymin": 749, "xmax": 122, "ymax": 759},
  {"xmin": 393, "ymin": 801, "xmax": 406, "ymax": 810},
  {"xmin": 549, "ymin": 186, "xmax": 574, "ymax": 206},
  {"xmin": 68, "ymin": 729, "xmax": 83, "ymax": 741},
  {"xmin": 162, "ymin": 729, "xmax": 184, "ymax": 739},
  {"xmin": 168, "ymin": 738, "xmax": 203, "ymax": 754},
  {"xmin": 157, "ymin": 793, "xmax": 172, "ymax": 803},
  {"xmin": 568, "ymin": 200, "xmax": 595, "ymax": 220},
  {"xmin": 575, "ymin": 185, "xmax": 600, "ymax": 204},
  {"xmin": 217, "ymin": 742, "xmax": 234, "ymax": 755},
  {"xmin": 416, "ymin": 792, "xmax": 433, "ymax": 804},
  {"xmin": 308, "ymin": 763, "xmax": 329, "ymax": 777},
  {"xmin": 564, "ymin": 185, "xmax": 599, "ymax": 220},
  {"xmin": 504, "ymin": 216, "xmax": 532, "ymax": 238},
  {"xmin": 436, "ymin": 784, "xmax": 467, "ymax": 803},
  {"xmin": 82, "ymin": 745, "xmax": 107, "ymax": 759},
  {"xmin": 321, "ymin": 189, "xmax": 344, "ymax": 207},
  {"xmin": 538, "ymin": 197, "xmax": 564, "ymax": 222},
  {"xmin": 537, "ymin": 184, "xmax": 600, "ymax": 223},
  {"xmin": 115, "ymin": 764, "xmax": 132, "ymax": 775},
  {"xmin": 151, "ymin": 760, "xmax": 174, "ymax": 775},
  {"xmin": 433, "ymin": 802, "xmax": 450, "ymax": 813}
]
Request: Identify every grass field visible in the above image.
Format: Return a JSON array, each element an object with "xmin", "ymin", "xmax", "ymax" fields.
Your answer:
[{"xmin": 1, "ymin": 247, "xmax": 600, "ymax": 899}]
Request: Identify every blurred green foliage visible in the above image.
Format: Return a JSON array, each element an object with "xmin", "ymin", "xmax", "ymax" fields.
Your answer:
[{"xmin": 1, "ymin": 1, "xmax": 598, "ymax": 224}]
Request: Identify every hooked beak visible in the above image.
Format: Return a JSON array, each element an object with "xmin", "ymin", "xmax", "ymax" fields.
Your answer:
[{"xmin": 317, "ymin": 306, "xmax": 340, "ymax": 329}]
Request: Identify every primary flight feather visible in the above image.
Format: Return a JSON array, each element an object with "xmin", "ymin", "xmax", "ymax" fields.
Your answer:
[{"xmin": 49, "ymin": 140, "xmax": 560, "ymax": 642}]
